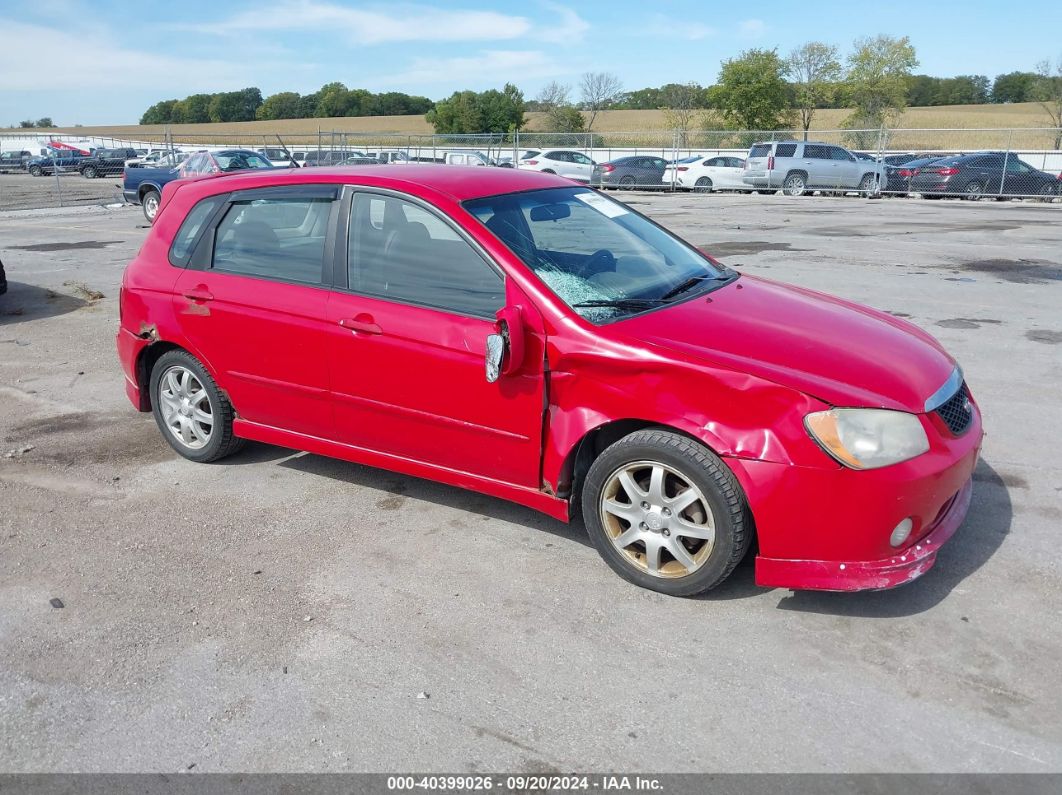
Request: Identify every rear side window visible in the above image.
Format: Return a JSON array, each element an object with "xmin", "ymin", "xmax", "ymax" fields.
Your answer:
[
  {"xmin": 169, "ymin": 196, "xmax": 224, "ymax": 266},
  {"xmin": 212, "ymin": 197, "xmax": 333, "ymax": 285},
  {"xmin": 774, "ymin": 143, "xmax": 797, "ymax": 157}
]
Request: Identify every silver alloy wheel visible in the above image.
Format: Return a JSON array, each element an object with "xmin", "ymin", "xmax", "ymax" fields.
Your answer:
[
  {"xmin": 157, "ymin": 365, "xmax": 214, "ymax": 450},
  {"xmin": 599, "ymin": 460, "xmax": 716, "ymax": 579},
  {"xmin": 695, "ymin": 177, "xmax": 712, "ymax": 193},
  {"xmin": 144, "ymin": 192, "xmax": 160, "ymax": 221},
  {"xmin": 963, "ymin": 181, "xmax": 983, "ymax": 199},
  {"xmin": 83, "ymin": 166, "xmax": 96, "ymax": 179},
  {"xmin": 783, "ymin": 174, "xmax": 806, "ymax": 196}
]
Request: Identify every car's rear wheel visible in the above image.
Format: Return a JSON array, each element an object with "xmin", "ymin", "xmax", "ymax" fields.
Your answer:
[
  {"xmin": 142, "ymin": 189, "xmax": 161, "ymax": 223},
  {"xmin": 150, "ymin": 350, "xmax": 245, "ymax": 463},
  {"xmin": 858, "ymin": 173, "xmax": 876, "ymax": 195},
  {"xmin": 542, "ymin": 168, "xmax": 556, "ymax": 174},
  {"xmin": 619, "ymin": 175, "xmax": 636, "ymax": 189},
  {"xmin": 82, "ymin": 166, "xmax": 97, "ymax": 179},
  {"xmin": 782, "ymin": 172, "xmax": 807, "ymax": 196},
  {"xmin": 694, "ymin": 177, "xmax": 713, "ymax": 193},
  {"xmin": 581, "ymin": 429, "xmax": 751, "ymax": 596},
  {"xmin": 1037, "ymin": 183, "xmax": 1057, "ymax": 203},
  {"xmin": 962, "ymin": 181, "xmax": 983, "ymax": 200},
  {"xmin": 29, "ymin": 165, "xmax": 42, "ymax": 177}
]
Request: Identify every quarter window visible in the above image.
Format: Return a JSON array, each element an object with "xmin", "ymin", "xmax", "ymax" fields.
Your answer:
[
  {"xmin": 211, "ymin": 197, "xmax": 333, "ymax": 284},
  {"xmin": 347, "ymin": 193, "xmax": 503, "ymax": 318},
  {"xmin": 170, "ymin": 196, "xmax": 224, "ymax": 266}
]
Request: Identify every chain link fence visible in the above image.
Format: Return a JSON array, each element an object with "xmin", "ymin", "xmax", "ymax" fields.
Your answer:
[{"xmin": 2, "ymin": 127, "xmax": 1060, "ymax": 210}]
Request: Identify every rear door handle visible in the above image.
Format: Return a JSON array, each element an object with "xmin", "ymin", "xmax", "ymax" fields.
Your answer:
[
  {"xmin": 339, "ymin": 315, "xmax": 382, "ymax": 335},
  {"xmin": 182, "ymin": 286, "xmax": 213, "ymax": 303}
]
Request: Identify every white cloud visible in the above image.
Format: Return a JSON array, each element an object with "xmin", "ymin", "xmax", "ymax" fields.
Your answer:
[
  {"xmin": 183, "ymin": 0, "xmax": 533, "ymax": 44},
  {"xmin": 377, "ymin": 50, "xmax": 569, "ymax": 87},
  {"xmin": 533, "ymin": 2, "xmax": 589, "ymax": 44},
  {"xmin": 0, "ymin": 22, "xmax": 250, "ymax": 91},
  {"xmin": 739, "ymin": 18, "xmax": 766, "ymax": 37},
  {"xmin": 646, "ymin": 13, "xmax": 716, "ymax": 41}
]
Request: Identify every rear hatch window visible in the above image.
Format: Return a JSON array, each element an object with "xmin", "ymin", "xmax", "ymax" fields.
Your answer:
[{"xmin": 749, "ymin": 144, "xmax": 771, "ymax": 158}]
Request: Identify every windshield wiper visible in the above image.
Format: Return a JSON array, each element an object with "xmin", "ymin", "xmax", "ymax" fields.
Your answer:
[
  {"xmin": 572, "ymin": 298, "xmax": 667, "ymax": 309},
  {"xmin": 658, "ymin": 273, "xmax": 731, "ymax": 302}
]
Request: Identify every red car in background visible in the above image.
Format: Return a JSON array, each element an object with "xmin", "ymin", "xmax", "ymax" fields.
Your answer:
[{"xmin": 116, "ymin": 166, "xmax": 982, "ymax": 596}]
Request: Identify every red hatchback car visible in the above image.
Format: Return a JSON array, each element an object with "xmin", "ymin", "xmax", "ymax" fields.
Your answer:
[{"xmin": 117, "ymin": 166, "xmax": 982, "ymax": 596}]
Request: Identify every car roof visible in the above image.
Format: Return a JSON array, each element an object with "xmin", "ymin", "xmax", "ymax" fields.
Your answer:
[{"xmin": 175, "ymin": 163, "xmax": 577, "ymax": 202}]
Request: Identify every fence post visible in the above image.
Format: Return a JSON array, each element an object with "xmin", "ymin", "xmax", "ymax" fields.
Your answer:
[{"xmin": 999, "ymin": 130, "xmax": 1011, "ymax": 197}]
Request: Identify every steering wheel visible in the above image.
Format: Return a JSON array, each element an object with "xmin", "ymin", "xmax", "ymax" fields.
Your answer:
[{"xmin": 577, "ymin": 249, "xmax": 616, "ymax": 279}]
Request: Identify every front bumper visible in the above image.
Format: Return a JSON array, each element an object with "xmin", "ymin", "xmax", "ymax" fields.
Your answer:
[
  {"xmin": 755, "ymin": 475, "xmax": 973, "ymax": 590},
  {"xmin": 724, "ymin": 403, "xmax": 982, "ymax": 592}
]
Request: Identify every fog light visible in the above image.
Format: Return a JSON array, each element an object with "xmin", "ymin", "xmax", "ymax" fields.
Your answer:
[{"xmin": 890, "ymin": 518, "xmax": 914, "ymax": 548}]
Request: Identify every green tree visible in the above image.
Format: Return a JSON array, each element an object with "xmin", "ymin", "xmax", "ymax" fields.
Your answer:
[
  {"xmin": 140, "ymin": 99, "xmax": 178, "ymax": 124},
  {"xmin": 18, "ymin": 119, "xmax": 35, "ymax": 128},
  {"xmin": 787, "ymin": 42, "xmax": 842, "ymax": 138},
  {"xmin": 177, "ymin": 94, "xmax": 213, "ymax": 123},
  {"xmin": 314, "ymin": 82, "xmax": 352, "ymax": 117},
  {"xmin": 207, "ymin": 88, "xmax": 262, "ymax": 122},
  {"xmin": 426, "ymin": 84, "xmax": 524, "ymax": 133},
  {"xmin": 33, "ymin": 117, "xmax": 54, "ymax": 128},
  {"xmin": 992, "ymin": 71, "xmax": 1037, "ymax": 103},
  {"xmin": 1031, "ymin": 55, "xmax": 1062, "ymax": 149},
  {"xmin": 714, "ymin": 49, "xmax": 792, "ymax": 131},
  {"xmin": 843, "ymin": 34, "xmax": 918, "ymax": 143},
  {"xmin": 256, "ymin": 92, "xmax": 302, "ymax": 120}
]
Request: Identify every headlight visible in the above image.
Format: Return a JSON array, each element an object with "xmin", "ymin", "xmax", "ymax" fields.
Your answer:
[{"xmin": 805, "ymin": 408, "xmax": 929, "ymax": 470}]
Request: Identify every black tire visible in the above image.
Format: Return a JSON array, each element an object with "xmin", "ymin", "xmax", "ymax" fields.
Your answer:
[
  {"xmin": 149, "ymin": 350, "xmax": 245, "ymax": 463},
  {"xmin": 755, "ymin": 190, "xmax": 775, "ymax": 194},
  {"xmin": 0, "ymin": 257, "xmax": 7, "ymax": 296},
  {"xmin": 694, "ymin": 177, "xmax": 713, "ymax": 193},
  {"xmin": 580, "ymin": 429, "xmax": 751, "ymax": 597},
  {"xmin": 82, "ymin": 166, "xmax": 97, "ymax": 179},
  {"xmin": 782, "ymin": 172, "xmax": 807, "ymax": 197},
  {"xmin": 142, "ymin": 189, "xmax": 161, "ymax": 223},
  {"xmin": 962, "ymin": 181, "xmax": 983, "ymax": 200},
  {"xmin": 619, "ymin": 175, "xmax": 636, "ymax": 189},
  {"xmin": 542, "ymin": 168, "xmax": 556, "ymax": 174},
  {"xmin": 858, "ymin": 173, "xmax": 876, "ymax": 195},
  {"xmin": 29, "ymin": 165, "xmax": 42, "ymax": 177}
]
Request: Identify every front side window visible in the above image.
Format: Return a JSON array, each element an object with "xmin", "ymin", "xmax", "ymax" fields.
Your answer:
[
  {"xmin": 212, "ymin": 196, "xmax": 333, "ymax": 284},
  {"xmin": 803, "ymin": 145, "xmax": 829, "ymax": 159},
  {"xmin": 572, "ymin": 153, "xmax": 593, "ymax": 165},
  {"xmin": 465, "ymin": 187, "xmax": 733, "ymax": 324},
  {"xmin": 829, "ymin": 147, "xmax": 855, "ymax": 161},
  {"xmin": 347, "ymin": 193, "xmax": 503, "ymax": 318}
]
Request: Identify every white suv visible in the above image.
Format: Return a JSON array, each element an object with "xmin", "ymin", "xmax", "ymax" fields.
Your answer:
[
  {"xmin": 518, "ymin": 149, "xmax": 596, "ymax": 183},
  {"xmin": 743, "ymin": 141, "xmax": 887, "ymax": 196}
]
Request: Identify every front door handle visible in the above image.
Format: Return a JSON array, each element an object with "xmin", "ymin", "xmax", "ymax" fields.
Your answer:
[
  {"xmin": 182, "ymin": 286, "xmax": 213, "ymax": 303},
  {"xmin": 339, "ymin": 314, "xmax": 382, "ymax": 335}
]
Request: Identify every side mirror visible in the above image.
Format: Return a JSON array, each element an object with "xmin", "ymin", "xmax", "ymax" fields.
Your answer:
[{"xmin": 484, "ymin": 305, "xmax": 526, "ymax": 383}]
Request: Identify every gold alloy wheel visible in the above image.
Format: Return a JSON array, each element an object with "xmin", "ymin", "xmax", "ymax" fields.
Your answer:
[{"xmin": 599, "ymin": 460, "xmax": 716, "ymax": 579}]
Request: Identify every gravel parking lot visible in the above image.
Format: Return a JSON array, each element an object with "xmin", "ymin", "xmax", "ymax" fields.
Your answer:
[
  {"xmin": 1, "ymin": 194, "xmax": 1060, "ymax": 773},
  {"xmin": 0, "ymin": 172, "xmax": 124, "ymax": 212}
]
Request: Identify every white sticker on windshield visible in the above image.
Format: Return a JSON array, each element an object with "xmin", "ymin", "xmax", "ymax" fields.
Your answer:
[{"xmin": 574, "ymin": 191, "xmax": 629, "ymax": 218}]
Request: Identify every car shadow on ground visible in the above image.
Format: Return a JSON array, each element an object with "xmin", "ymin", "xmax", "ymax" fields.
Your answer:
[
  {"xmin": 0, "ymin": 281, "xmax": 88, "ymax": 324},
  {"xmin": 276, "ymin": 450, "xmax": 592, "ymax": 548},
  {"xmin": 239, "ymin": 445, "xmax": 1010, "ymax": 610},
  {"xmin": 774, "ymin": 458, "xmax": 1012, "ymax": 617}
]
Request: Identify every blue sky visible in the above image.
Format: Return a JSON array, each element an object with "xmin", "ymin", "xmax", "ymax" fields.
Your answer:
[{"xmin": 1, "ymin": 0, "xmax": 1059, "ymax": 126}]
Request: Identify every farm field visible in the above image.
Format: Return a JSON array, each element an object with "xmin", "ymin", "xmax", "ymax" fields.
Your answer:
[{"xmin": 3, "ymin": 102, "xmax": 1057, "ymax": 150}]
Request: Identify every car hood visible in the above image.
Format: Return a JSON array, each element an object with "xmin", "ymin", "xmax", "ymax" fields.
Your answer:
[{"xmin": 614, "ymin": 275, "xmax": 955, "ymax": 411}]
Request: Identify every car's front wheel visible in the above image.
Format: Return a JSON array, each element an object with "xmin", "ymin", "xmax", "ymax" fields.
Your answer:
[
  {"xmin": 142, "ymin": 189, "xmax": 161, "ymax": 223},
  {"xmin": 150, "ymin": 350, "xmax": 245, "ymax": 463},
  {"xmin": 28, "ymin": 165, "xmax": 42, "ymax": 177},
  {"xmin": 694, "ymin": 177, "xmax": 713, "ymax": 193},
  {"xmin": 581, "ymin": 429, "xmax": 751, "ymax": 596},
  {"xmin": 858, "ymin": 173, "xmax": 877, "ymax": 195}
]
